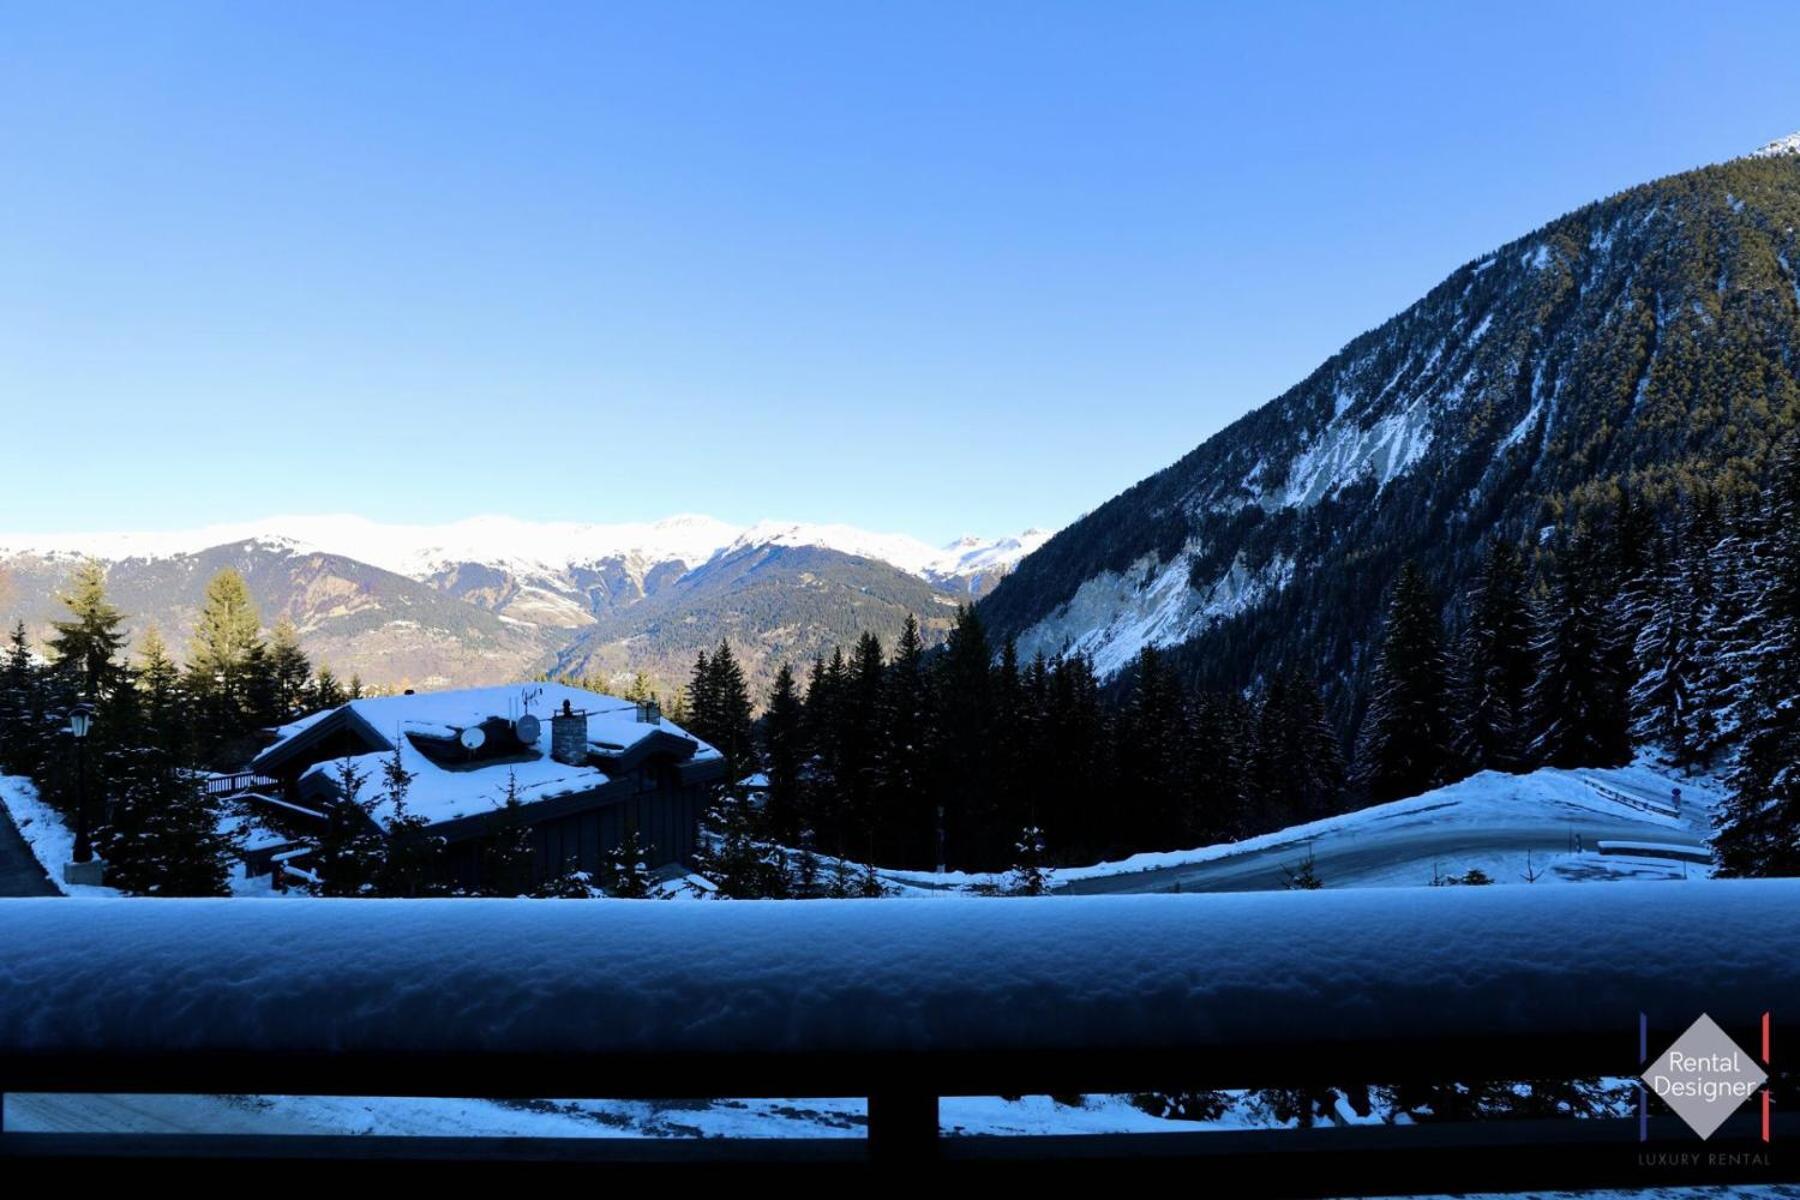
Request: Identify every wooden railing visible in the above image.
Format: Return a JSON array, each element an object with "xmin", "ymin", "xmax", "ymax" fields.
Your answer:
[
  {"xmin": 201, "ymin": 771, "xmax": 279, "ymax": 798},
  {"xmin": 0, "ymin": 884, "xmax": 1794, "ymax": 1187}
]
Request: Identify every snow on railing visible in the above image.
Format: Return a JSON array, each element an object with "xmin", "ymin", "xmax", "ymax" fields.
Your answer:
[
  {"xmin": 1580, "ymin": 774, "xmax": 1682, "ymax": 818},
  {"xmin": 0, "ymin": 883, "xmax": 1795, "ymax": 1174},
  {"xmin": 202, "ymin": 771, "xmax": 280, "ymax": 798}
]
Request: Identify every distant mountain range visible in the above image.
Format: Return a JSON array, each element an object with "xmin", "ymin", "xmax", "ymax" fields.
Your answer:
[
  {"xmin": 982, "ymin": 133, "xmax": 1800, "ymax": 695},
  {"xmin": 0, "ymin": 516, "xmax": 1051, "ymax": 695}
]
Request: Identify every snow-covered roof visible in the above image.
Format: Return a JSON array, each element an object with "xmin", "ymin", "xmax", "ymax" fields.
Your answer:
[{"xmin": 257, "ymin": 683, "xmax": 719, "ymax": 831}]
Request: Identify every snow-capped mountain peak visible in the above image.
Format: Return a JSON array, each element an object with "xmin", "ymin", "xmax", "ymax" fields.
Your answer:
[
  {"xmin": 1748, "ymin": 132, "xmax": 1800, "ymax": 159},
  {"xmin": 0, "ymin": 513, "xmax": 1050, "ymax": 587}
]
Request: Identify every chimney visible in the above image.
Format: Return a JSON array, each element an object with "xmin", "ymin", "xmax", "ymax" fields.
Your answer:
[
  {"xmin": 550, "ymin": 699, "xmax": 588, "ymax": 765},
  {"xmin": 635, "ymin": 699, "xmax": 662, "ymax": 725}
]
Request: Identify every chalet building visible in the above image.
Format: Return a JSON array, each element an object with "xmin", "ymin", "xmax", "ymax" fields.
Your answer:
[{"xmin": 246, "ymin": 683, "xmax": 726, "ymax": 890}]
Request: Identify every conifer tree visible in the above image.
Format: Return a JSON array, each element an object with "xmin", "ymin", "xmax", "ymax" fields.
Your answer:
[
  {"xmin": 607, "ymin": 827, "xmax": 654, "ymax": 898},
  {"xmin": 133, "ymin": 627, "xmax": 187, "ymax": 757},
  {"xmin": 186, "ymin": 567, "xmax": 265, "ymax": 739},
  {"xmin": 932, "ymin": 606, "xmax": 999, "ymax": 866},
  {"xmin": 266, "ymin": 617, "xmax": 313, "ymax": 720},
  {"xmin": 315, "ymin": 756, "xmax": 385, "ymax": 897},
  {"xmin": 1006, "ymin": 825, "xmax": 1053, "ymax": 896},
  {"xmin": 878, "ymin": 615, "xmax": 934, "ymax": 865},
  {"xmin": 97, "ymin": 753, "xmax": 232, "ymax": 896},
  {"xmin": 0, "ymin": 621, "xmax": 47, "ymax": 777},
  {"xmin": 1450, "ymin": 539, "xmax": 1534, "ymax": 772},
  {"xmin": 374, "ymin": 745, "xmax": 440, "ymax": 897},
  {"xmin": 479, "ymin": 769, "xmax": 537, "ymax": 896},
  {"xmin": 46, "ymin": 560, "xmax": 128, "ymax": 701},
  {"xmin": 1717, "ymin": 439, "xmax": 1800, "ymax": 876},
  {"xmin": 313, "ymin": 665, "xmax": 347, "ymax": 710},
  {"xmin": 1526, "ymin": 530, "xmax": 1631, "ymax": 768},
  {"xmin": 760, "ymin": 663, "xmax": 805, "ymax": 840},
  {"xmin": 1354, "ymin": 563, "xmax": 1452, "ymax": 803}
]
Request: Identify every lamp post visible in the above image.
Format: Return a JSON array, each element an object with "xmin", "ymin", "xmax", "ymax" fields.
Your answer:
[{"xmin": 64, "ymin": 701, "xmax": 100, "ymax": 886}]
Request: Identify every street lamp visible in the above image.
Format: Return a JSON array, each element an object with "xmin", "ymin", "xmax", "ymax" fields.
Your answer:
[{"xmin": 65, "ymin": 701, "xmax": 100, "ymax": 885}]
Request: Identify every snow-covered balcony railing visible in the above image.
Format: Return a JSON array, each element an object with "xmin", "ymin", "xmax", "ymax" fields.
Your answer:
[{"xmin": 1, "ymin": 883, "xmax": 1796, "ymax": 1184}]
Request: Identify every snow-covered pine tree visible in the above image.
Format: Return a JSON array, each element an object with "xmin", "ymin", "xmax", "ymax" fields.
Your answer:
[
  {"xmin": 373, "ymin": 744, "xmax": 441, "ymax": 897},
  {"xmin": 478, "ymin": 769, "xmax": 537, "ymax": 896},
  {"xmin": 1005, "ymin": 824, "xmax": 1053, "ymax": 896},
  {"xmin": 97, "ymin": 746, "xmax": 233, "ymax": 897},
  {"xmin": 607, "ymin": 826, "xmax": 654, "ymax": 898},
  {"xmin": 1450, "ymin": 538, "xmax": 1533, "ymax": 773},
  {"xmin": 1716, "ymin": 439, "xmax": 1800, "ymax": 876},
  {"xmin": 1629, "ymin": 525, "xmax": 1705, "ymax": 765},
  {"xmin": 315, "ymin": 755, "xmax": 385, "ymax": 897},
  {"xmin": 1526, "ymin": 527, "xmax": 1631, "ymax": 769},
  {"xmin": 1354, "ymin": 562, "xmax": 1452, "ymax": 802},
  {"xmin": 1282, "ymin": 849, "xmax": 1323, "ymax": 890}
]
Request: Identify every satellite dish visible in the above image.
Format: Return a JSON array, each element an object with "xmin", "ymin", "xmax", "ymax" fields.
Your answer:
[
  {"xmin": 514, "ymin": 713, "xmax": 541, "ymax": 744},
  {"xmin": 459, "ymin": 727, "xmax": 486, "ymax": 751}
]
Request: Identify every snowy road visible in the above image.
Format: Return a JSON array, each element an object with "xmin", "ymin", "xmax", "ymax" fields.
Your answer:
[
  {"xmin": 0, "ymin": 797, "xmax": 57, "ymax": 896},
  {"xmin": 1055, "ymin": 764, "xmax": 1715, "ymax": 896}
]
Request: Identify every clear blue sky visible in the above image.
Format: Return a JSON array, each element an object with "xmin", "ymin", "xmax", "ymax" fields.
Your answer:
[{"xmin": 3, "ymin": 2, "xmax": 1798, "ymax": 543}]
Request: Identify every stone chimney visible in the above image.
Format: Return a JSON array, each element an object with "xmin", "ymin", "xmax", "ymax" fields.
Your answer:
[{"xmin": 550, "ymin": 699, "xmax": 588, "ymax": 765}]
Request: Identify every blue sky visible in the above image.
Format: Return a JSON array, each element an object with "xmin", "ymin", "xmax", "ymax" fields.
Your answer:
[{"xmin": 3, "ymin": 1, "xmax": 1798, "ymax": 543}]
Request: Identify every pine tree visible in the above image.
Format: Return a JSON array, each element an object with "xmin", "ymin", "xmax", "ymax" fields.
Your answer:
[
  {"xmin": 1354, "ymin": 563, "xmax": 1452, "ymax": 803},
  {"xmin": 1450, "ymin": 539, "xmax": 1534, "ymax": 772},
  {"xmin": 1282, "ymin": 850, "xmax": 1324, "ymax": 890},
  {"xmin": 607, "ymin": 827, "xmax": 654, "ymax": 898},
  {"xmin": 1630, "ymin": 527, "xmax": 1705, "ymax": 764},
  {"xmin": 878, "ymin": 615, "xmax": 934, "ymax": 866},
  {"xmin": 478, "ymin": 770, "xmax": 537, "ymax": 896},
  {"xmin": 374, "ymin": 745, "xmax": 440, "ymax": 896},
  {"xmin": 315, "ymin": 756, "xmax": 385, "ymax": 897},
  {"xmin": 266, "ymin": 617, "xmax": 313, "ymax": 720},
  {"xmin": 46, "ymin": 560, "xmax": 128, "ymax": 701},
  {"xmin": 932, "ymin": 606, "xmax": 999, "ymax": 866},
  {"xmin": 0, "ymin": 621, "xmax": 47, "ymax": 777},
  {"xmin": 760, "ymin": 663, "xmax": 805, "ymax": 841},
  {"xmin": 1716, "ymin": 439, "xmax": 1800, "ymax": 876},
  {"xmin": 186, "ymin": 567, "xmax": 265, "ymax": 741},
  {"xmin": 97, "ymin": 751, "xmax": 233, "ymax": 896},
  {"xmin": 1118, "ymin": 645, "xmax": 1192, "ymax": 847},
  {"xmin": 1006, "ymin": 825, "xmax": 1053, "ymax": 895},
  {"xmin": 133, "ymin": 627, "xmax": 187, "ymax": 757},
  {"xmin": 313, "ymin": 664, "xmax": 347, "ymax": 710},
  {"xmin": 1527, "ymin": 529, "xmax": 1631, "ymax": 768}
]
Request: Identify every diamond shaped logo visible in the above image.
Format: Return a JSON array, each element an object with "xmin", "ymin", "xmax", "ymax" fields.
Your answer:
[{"xmin": 1641, "ymin": 1014, "xmax": 1767, "ymax": 1140}]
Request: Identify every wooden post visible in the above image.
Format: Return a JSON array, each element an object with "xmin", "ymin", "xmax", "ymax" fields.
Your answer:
[{"xmin": 867, "ymin": 1089, "xmax": 938, "ymax": 1162}]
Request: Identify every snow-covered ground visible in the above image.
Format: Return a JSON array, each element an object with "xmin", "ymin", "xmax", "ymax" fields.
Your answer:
[
  {"xmin": 881, "ymin": 759, "xmax": 1716, "ymax": 897},
  {"xmin": 2, "ymin": 1091, "xmax": 1200, "ymax": 1139},
  {"xmin": 0, "ymin": 774, "xmax": 118, "ymax": 897}
]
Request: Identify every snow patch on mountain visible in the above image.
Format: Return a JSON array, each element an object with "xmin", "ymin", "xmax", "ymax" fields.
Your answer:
[
  {"xmin": 1016, "ymin": 545, "xmax": 1293, "ymax": 678},
  {"xmin": 1747, "ymin": 131, "xmax": 1800, "ymax": 159},
  {"xmin": 1277, "ymin": 403, "xmax": 1435, "ymax": 508}
]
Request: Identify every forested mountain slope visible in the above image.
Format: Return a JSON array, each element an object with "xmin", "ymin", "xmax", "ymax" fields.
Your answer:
[{"xmin": 982, "ymin": 143, "xmax": 1800, "ymax": 699}]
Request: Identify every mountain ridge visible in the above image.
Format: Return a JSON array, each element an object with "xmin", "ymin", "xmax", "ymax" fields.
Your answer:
[{"xmin": 981, "ymin": 145, "xmax": 1800, "ymax": 696}]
